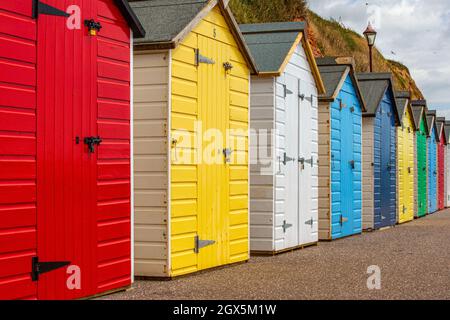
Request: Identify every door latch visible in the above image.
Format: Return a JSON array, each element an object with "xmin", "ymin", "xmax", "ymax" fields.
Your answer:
[
  {"xmin": 305, "ymin": 218, "xmax": 314, "ymax": 227},
  {"xmin": 282, "ymin": 220, "xmax": 293, "ymax": 233},
  {"xmin": 349, "ymin": 160, "xmax": 355, "ymax": 169},
  {"xmin": 194, "ymin": 236, "xmax": 215, "ymax": 254},
  {"xmin": 31, "ymin": 257, "xmax": 70, "ymax": 282},
  {"xmin": 223, "ymin": 62, "xmax": 233, "ymax": 72},
  {"xmin": 84, "ymin": 136, "xmax": 103, "ymax": 154},
  {"xmin": 85, "ymin": 19, "xmax": 102, "ymax": 36},
  {"xmin": 223, "ymin": 148, "xmax": 233, "ymax": 163}
]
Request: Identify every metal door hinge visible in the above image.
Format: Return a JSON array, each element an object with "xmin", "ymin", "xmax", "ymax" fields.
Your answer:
[
  {"xmin": 194, "ymin": 236, "xmax": 215, "ymax": 253},
  {"xmin": 340, "ymin": 215, "xmax": 349, "ymax": 224},
  {"xmin": 305, "ymin": 218, "xmax": 314, "ymax": 227},
  {"xmin": 282, "ymin": 220, "xmax": 293, "ymax": 233},
  {"xmin": 300, "ymin": 94, "xmax": 314, "ymax": 103},
  {"xmin": 282, "ymin": 153, "xmax": 295, "ymax": 165},
  {"xmin": 195, "ymin": 49, "xmax": 215, "ymax": 66},
  {"xmin": 283, "ymin": 84, "xmax": 293, "ymax": 98},
  {"xmin": 32, "ymin": 0, "xmax": 70, "ymax": 19},
  {"xmin": 299, "ymin": 156, "xmax": 314, "ymax": 168},
  {"xmin": 31, "ymin": 257, "xmax": 70, "ymax": 281}
]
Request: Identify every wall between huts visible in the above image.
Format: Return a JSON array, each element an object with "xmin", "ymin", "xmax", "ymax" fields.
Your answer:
[{"xmin": 133, "ymin": 50, "xmax": 170, "ymax": 277}]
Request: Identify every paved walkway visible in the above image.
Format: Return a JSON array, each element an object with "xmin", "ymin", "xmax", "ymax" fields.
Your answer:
[{"xmin": 102, "ymin": 210, "xmax": 450, "ymax": 300}]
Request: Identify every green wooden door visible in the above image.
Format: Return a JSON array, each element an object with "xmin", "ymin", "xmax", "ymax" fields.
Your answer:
[{"xmin": 417, "ymin": 117, "xmax": 428, "ymax": 217}]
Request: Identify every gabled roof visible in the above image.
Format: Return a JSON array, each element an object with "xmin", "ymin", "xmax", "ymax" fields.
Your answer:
[
  {"xmin": 240, "ymin": 22, "xmax": 325, "ymax": 94},
  {"xmin": 411, "ymin": 104, "xmax": 429, "ymax": 134},
  {"xmin": 436, "ymin": 117, "xmax": 447, "ymax": 144},
  {"xmin": 357, "ymin": 73, "xmax": 400, "ymax": 125},
  {"xmin": 426, "ymin": 111, "xmax": 439, "ymax": 140},
  {"xmin": 130, "ymin": 0, "xmax": 257, "ymax": 72},
  {"xmin": 115, "ymin": 0, "xmax": 146, "ymax": 38},
  {"xmin": 445, "ymin": 121, "xmax": 450, "ymax": 143},
  {"xmin": 395, "ymin": 91, "xmax": 416, "ymax": 130},
  {"xmin": 316, "ymin": 57, "xmax": 366, "ymax": 112}
]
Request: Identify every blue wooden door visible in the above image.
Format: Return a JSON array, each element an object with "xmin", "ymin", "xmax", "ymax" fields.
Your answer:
[
  {"xmin": 380, "ymin": 101, "xmax": 392, "ymax": 228},
  {"xmin": 428, "ymin": 132, "xmax": 437, "ymax": 213},
  {"xmin": 340, "ymin": 101, "xmax": 354, "ymax": 236}
]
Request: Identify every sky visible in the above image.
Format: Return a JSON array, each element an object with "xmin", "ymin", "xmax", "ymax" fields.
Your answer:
[{"xmin": 308, "ymin": 0, "xmax": 450, "ymax": 119}]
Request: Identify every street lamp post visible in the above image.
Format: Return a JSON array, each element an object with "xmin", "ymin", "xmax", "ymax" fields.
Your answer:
[{"xmin": 363, "ymin": 22, "xmax": 377, "ymax": 72}]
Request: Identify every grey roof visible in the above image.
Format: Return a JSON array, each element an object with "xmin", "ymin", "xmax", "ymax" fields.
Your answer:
[
  {"xmin": 394, "ymin": 91, "xmax": 411, "ymax": 125},
  {"xmin": 240, "ymin": 22, "xmax": 305, "ymax": 73},
  {"xmin": 411, "ymin": 100, "xmax": 427, "ymax": 108},
  {"xmin": 437, "ymin": 117, "xmax": 446, "ymax": 143},
  {"xmin": 115, "ymin": 0, "xmax": 146, "ymax": 38},
  {"xmin": 357, "ymin": 73, "xmax": 399, "ymax": 124},
  {"xmin": 317, "ymin": 65, "xmax": 348, "ymax": 98},
  {"xmin": 445, "ymin": 121, "xmax": 450, "ymax": 143},
  {"xmin": 411, "ymin": 105, "xmax": 428, "ymax": 133},
  {"xmin": 316, "ymin": 57, "xmax": 366, "ymax": 111},
  {"xmin": 427, "ymin": 111, "xmax": 439, "ymax": 139},
  {"xmin": 130, "ymin": 0, "xmax": 209, "ymax": 44}
]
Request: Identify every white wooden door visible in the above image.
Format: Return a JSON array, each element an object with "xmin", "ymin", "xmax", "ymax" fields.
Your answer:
[
  {"xmin": 298, "ymin": 80, "xmax": 319, "ymax": 245},
  {"xmin": 283, "ymin": 74, "xmax": 300, "ymax": 248}
]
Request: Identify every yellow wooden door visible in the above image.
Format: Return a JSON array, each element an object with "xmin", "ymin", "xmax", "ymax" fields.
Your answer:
[
  {"xmin": 398, "ymin": 111, "xmax": 415, "ymax": 223},
  {"xmin": 197, "ymin": 34, "xmax": 230, "ymax": 270},
  {"xmin": 169, "ymin": 6, "xmax": 249, "ymax": 276}
]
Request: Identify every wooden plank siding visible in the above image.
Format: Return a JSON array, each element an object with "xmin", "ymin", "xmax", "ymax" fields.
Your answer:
[
  {"xmin": 249, "ymin": 77, "xmax": 275, "ymax": 252},
  {"xmin": 362, "ymin": 117, "xmax": 375, "ymax": 230},
  {"xmin": 133, "ymin": 51, "xmax": 169, "ymax": 277}
]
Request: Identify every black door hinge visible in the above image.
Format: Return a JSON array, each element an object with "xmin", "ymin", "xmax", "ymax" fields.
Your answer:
[
  {"xmin": 31, "ymin": 257, "xmax": 70, "ymax": 281},
  {"xmin": 32, "ymin": 0, "xmax": 70, "ymax": 19}
]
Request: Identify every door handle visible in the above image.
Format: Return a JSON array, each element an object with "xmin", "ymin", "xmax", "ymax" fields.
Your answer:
[
  {"xmin": 84, "ymin": 136, "xmax": 103, "ymax": 154},
  {"xmin": 349, "ymin": 160, "xmax": 355, "ymax": 169}
]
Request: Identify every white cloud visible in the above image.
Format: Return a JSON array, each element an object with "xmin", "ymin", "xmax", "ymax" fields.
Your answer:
[{"xmin": 308, "ymin": 0, "xmax": 450, "ymax": 111}]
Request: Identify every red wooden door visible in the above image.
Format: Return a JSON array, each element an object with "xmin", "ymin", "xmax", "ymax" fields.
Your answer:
[
  {"xmin": 438, "ymin": 131, "xmax": 445, "ymax": 210},
  {"xmin": 0, "ymin": 0, "xmax": 131, "ymax": 300},
  {"xmin": 36, "ymin": 0, "xmax": 96, "ymax": 300},
  {"xmin": 36, "ymin": 0, "xmax": 132, "ymax": 300}
]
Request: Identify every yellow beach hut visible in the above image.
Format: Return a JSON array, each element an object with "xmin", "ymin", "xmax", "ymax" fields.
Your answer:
[
  {"xmin": 395, "ymin": 91, "xmax": 416, "ymax": 224},
  {"xmin": 130, "ymin": 0, "xmax": 257, "ymax": 278}
]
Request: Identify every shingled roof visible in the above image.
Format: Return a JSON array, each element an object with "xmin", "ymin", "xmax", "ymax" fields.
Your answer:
[
  {"xmin": 395, "ymin": 91, "xmax": 416, "ymax": 130},
  {"xmin": 411, "ymin": 105, "xmax": 428, "ymax": 134},
  {"xmin": 436, "ymin": 117, "xmax": 447, "ymax": 144},
  {"xmin": 357, "ymin": 73, "xmax": 400, "ymax": 124},
  {"xmin": 316, "ymin": 57, "xmax": 366, "ymax": 111},
  {"xmin": 445, "ymin": 121, "xmax": 450, "ymax": 143},
  {"xmin": 115, "ymin": 0, "xmax": 146, "ymax": 38},
  {"xmin": 427, "ymin": 111, "xmax": 439, "ymax": 140},
  {"xmin": 240, "ymin": 22, "xmax": 325, "ymax": 93},
  {"xmin": 130, "ymin": 0, "xmax": 257, "ymax": 72},
  {"xmin": 240, "ymin": 22, "xmax": 305, "ymax": 73}
]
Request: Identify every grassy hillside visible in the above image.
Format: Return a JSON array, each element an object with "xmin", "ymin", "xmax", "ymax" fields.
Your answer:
[{"xmin": 230, "ymin": 0, "xmax": 423, "ymax": 99}]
